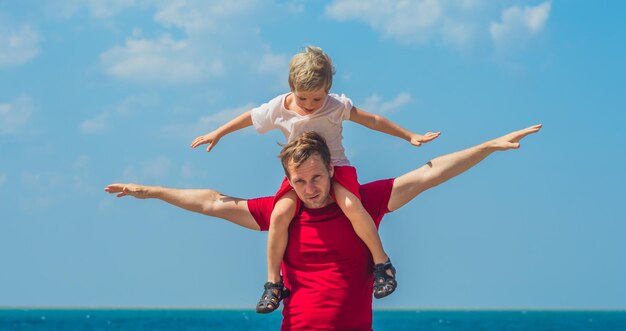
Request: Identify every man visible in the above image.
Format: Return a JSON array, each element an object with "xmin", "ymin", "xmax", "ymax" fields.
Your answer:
[{"xmin": 106, "ymin": 124, "xmax": 541, "ymax": 330}]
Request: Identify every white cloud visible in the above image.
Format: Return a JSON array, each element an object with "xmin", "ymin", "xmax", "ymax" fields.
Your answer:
[
  {"xmin": 114, "ymin": 94, "xmax": 160, "ymax": 115},
  {"xmin": 100, "ymin": 34, "xmax": 224, "ymax": 83},
  {"xmin": 0, "ymin": 96, "xmax": 34, "ymax": 135},
  {"xmin": 282, "ymin": 0, "xmax": 306, "ymax": 14},
  {"xmin": 198, "ymin": 104, "xmax": 255, "ymax": 125},
  {"xmin": 88, "ymin": 0, "xmax": 136, "ymax": 18},
  {"xmin": 490, "ymin": 1, "xmax": 551, "ymax": 45},
  {"xmin": 180, "ymin": 162, "xmax": 209, "ymax": 181},
  {"xmin": 80, "ymin": 94, "xmax": 158, "ymax": 134},
  {"xmin": 122, "ymin": 156, "xmax": 172, "ymax": 181},
  {"xmin": 45, "ymin": 0, "xmax": 292, "ymax": 86},
  {"xmin": 181, "ymin": 163, "xmax": 195, "ymax": 179},
  {"xmin": 361, "ymin": 93, "xmax": 412, "ymax": 114},
  {"xmin": 442, "ymin": 19, "xmax": 473, "ymax": 47},
  {"xmin": 19, "ymin": 171, "xmax": 65, "ymax": 212},
  {"xmin": 43, "ymin": 0, "xmax": 136, "ymax": 19},
  {"xmin": 72, "ymin": 156, "xmax": 93, "ymax": 192},
  {"xmin": 21, "ymin": 171, "xmax": 63, "ymax": 189},
  {"xmin": 162, "ymin": 103, "xmax": 255, "ymax": 138},
  {"xmin": 80, "ymin": 113, "xmax": 109, "ymax": 134},
  {"xmin": 20, "ymin": 196, "xmax": 57, "ymax": 212},
  {"xmin": 255, "ymin": 52, "xmax": 288, "ymax": 75},
  {"xmin": 0, "ymin": 24, "xmax": 40, "ymax": 68},
  {"xmin": 325, "ymin": 0, "xmax": 443, "ymax": 44},
  {"xmin": 253, "ymin": 52, "xmax": 289, "ymax": 90},
  {"xmin": 153, "ymin": 0, "xmax": 262, "ymax": 34},
  {"xmin": 325, "ymin": 0, "xmax": 551, "ymax": 50},
  {"xmin": 98, "ymin": 0, "xmax": 289, "ymax": 84},
  {"xmin": 142, "ymin": 156, "xmax": 172, "ymax": 178}
]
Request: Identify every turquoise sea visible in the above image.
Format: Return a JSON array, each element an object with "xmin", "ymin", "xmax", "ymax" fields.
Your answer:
[{"xmin": 1, "ymin": 309, "xmax": 625, "ymax": 330}]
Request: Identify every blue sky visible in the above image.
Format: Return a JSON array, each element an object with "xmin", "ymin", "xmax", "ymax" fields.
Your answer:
[{"xmin": 1, "ymin": 0, "xmax": 625, "ymax": 309}]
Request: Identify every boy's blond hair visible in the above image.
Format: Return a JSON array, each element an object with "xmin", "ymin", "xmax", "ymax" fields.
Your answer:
[{"xmin": 288, "ymin": 46, "xmax": 335, "ymax": 92}]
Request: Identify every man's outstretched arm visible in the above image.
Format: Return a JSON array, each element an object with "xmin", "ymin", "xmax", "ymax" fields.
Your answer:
[
  {"xmin": 388, "ymin": 124, "xmax": 542, "ymax": 212},
  {"xmin": 104, "ymin": 184, "xmax": 261, "ymax": 230}
]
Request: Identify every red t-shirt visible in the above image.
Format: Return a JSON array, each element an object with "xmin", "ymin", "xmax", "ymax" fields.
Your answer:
[{"xmin": 248, "ymin": 178, "xmax": 395, "ymax": 331}]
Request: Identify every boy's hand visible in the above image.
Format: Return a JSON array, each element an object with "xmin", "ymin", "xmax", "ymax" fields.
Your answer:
[
  {"xmin": 409, "ymin": 132, "xmax": 441, "ymax": 147},
  {"xmin": 190, "ymin": 131, "xmax": 221, "ymax": 152}
]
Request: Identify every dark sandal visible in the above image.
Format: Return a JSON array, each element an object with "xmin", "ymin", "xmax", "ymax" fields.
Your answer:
[
  {"xmin": 256, "ymin": 280, "xmax": 291, "ymax": 314},
  {"xmin": 373, "ymin": 259, "xmax": 397, "ymax": 299}
]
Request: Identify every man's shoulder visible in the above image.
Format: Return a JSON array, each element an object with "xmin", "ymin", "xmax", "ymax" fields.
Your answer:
[
  {"xmin": 246, "ymin": 196, "xmax": 274, "ymax": 231},
  {"xmin": 359, "ymin": 178, "xmax": 395, "ymax": 217},
  {"xmin": 360, "ymin": 178, "xmax": 395, "ymax": 195}
]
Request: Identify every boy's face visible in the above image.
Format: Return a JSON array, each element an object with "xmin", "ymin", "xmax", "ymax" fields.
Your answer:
[{"xmin": 293, "ymin": 88, "xmax": 327, "ymax": 114}]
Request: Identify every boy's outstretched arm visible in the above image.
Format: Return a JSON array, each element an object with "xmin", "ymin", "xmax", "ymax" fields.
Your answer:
[
  {"xmin": 104, "ymin": 183, "xmax": 261, "ymax": 230},
  {"xmin": 349, "ymin": 107, "xmax": 440, "ymax": 146},
  {"xmin": 190, "ymin": 111, "xmax": 253, "ymax": 152},
  {"xmin": 387, "ymin": 124, "xmax": 542, "ymax": 212}
]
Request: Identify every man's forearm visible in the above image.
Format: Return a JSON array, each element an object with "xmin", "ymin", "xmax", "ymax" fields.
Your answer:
[
  {"xmin": 388, "ymin": 124, "xmax": 541, "ymax": 211},
  {"xmin": 423, "ymin": 141, "xmax": 494, "ymax": 189},
  {"xmin": 389, "ymin": 142, "xmax": 495, "ymax": 211},
  {"xmin": 149, "ymin": 186, "xmax": 224, "ymax": 215},
  {"xmin": 106, "ymin": 183, "xmax": 261, "ymax": 230}
]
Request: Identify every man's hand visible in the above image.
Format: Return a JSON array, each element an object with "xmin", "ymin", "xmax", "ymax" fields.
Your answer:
[
  {"xmin": 190, "ymin": 131, "xmax": 221, "ymax": 152},
  {"xmin": 105, "ymin": 183, "xmax": 152, "ymax": 199},
  {"xmin": 409, "ymin": 131, "xmax": 441, "ymax": 147},
  {"xmin": 488, "ymin": 124, "xmax": 542, "ymax": 151}
]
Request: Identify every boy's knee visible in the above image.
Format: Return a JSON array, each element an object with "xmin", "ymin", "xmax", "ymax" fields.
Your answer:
[
  {"xmin": 270, "ymin": 213, "xmax": 293, "ymax": 232},
  {"xmin": 341, "ymin": 198, "xmax": 356, "ymax": 211},
  {"xmin": 340, "ymin": 197, "xmax": 367, "ymax": 218},
  {"xmin": 270, "ymin": 199, "xmax": 297, "ymax": 226}
]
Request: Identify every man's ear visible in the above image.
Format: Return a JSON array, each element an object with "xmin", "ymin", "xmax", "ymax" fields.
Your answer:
[{"xmin": 329, "ymin": 162, "xmax": 334, "ymax": 178}]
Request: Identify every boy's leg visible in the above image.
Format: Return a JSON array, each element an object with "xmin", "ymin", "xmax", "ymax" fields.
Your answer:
[
  {"xmin": 266, "ymin": 190, "xmax": 298, "ymax": 283},
  {"xmin": 334, "ymin": 182, "xmax": 397, "ymax": 298},
  {"xmin": 333, "ymin": 182, "xmax": 389, "ymax": 265},
  {"xmin": 257, "ymin": 190, "xmax": 296, "ymax": 313}
]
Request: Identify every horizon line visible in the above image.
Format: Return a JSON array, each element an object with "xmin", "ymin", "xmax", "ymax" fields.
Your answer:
[{"xmin": 1, "ymin": 306, "xmax": 625, "ymax": 312}]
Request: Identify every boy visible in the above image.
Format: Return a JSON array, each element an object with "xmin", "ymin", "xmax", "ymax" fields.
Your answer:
[{"xmin": 191, "ymin": 46, "xmax": 440, "ymax": 313}]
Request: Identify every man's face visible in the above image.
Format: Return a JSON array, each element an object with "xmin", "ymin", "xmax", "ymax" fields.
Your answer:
[{"xmin": 287, "ymin": 154, "xmax": 334, "ymax": 209}]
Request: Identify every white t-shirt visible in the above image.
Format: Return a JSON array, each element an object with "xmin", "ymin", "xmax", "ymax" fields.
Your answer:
[{"xmin": 250, "ymin": 93, "xmax": 353, "ymax": 166}]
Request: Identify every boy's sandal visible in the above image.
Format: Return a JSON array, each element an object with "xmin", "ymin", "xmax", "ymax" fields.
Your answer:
[
  {"xmin": 256, "ymin": 280, "xmax": 291, "ymax": 314},
  {"xmin": 373, "ymin": 259, "xmax": 397, "ymax": 299}
]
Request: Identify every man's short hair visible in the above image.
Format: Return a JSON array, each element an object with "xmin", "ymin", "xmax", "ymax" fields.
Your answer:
[{"xmin": 279, "ymin": 131, "xmax": 332, "ymax": 179}]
